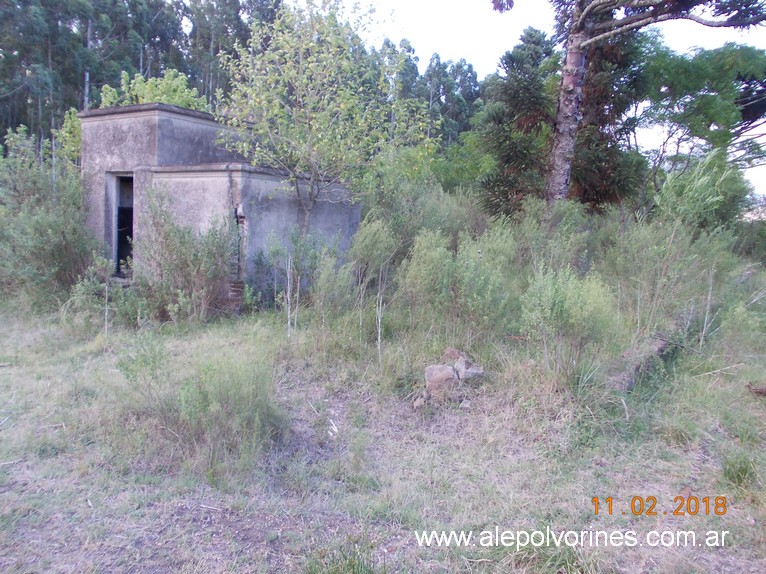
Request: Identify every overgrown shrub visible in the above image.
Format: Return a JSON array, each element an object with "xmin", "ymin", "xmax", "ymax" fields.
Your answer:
[
  {"xmin": 362, "ymin": 146, "xmax": 487, "ymax": 258},
  {"xmin": 521, "ymin": 267, "xmax": 621, "ymax": 380},
  {"xmin": 63, "ymin": 254, "xmax": 151, "ymax": 331},
  {"xmin": 599, "ymin": 217, "xmax": 739, "ymax": 342},
  {"xmin": 0, "ymin": 127, "xmax": 96, "ymax": 306},
  {"xmin": 511, "ymin": 197, "xmax": 593, "ymax": 272},
  {"xmin": 399, "ymin": 230, "xmax": 455, "ymax": 322},
  {"xmin": 133, "ymin": 188, "xmax": 238, "ymax": 322},
  {"xmin": 734, "ymin": 216, "xmax": 766, "ymax": 265},
  {"xmin": 454, "ymin": 224, "xmax": 523, "ymax": 335},
  {"xmin": 312, "ymin": 250, "xmax": 355, "ymax": 330},
  {"xmin": 100, "ymin": 69, "xmax": 208, "ymax": 111}
]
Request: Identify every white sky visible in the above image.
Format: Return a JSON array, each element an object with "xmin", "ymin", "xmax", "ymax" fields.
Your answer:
[{"xmin": 325, "ymin": 0, "xmax": 766, "ymax": 195}]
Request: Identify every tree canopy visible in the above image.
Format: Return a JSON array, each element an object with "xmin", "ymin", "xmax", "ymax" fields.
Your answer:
[
  {"xmin": 491, "ymin": 0, "xmax": 766, "ymax": 202},
  {"xmin": 219, "ymin": 1, "xmax": 405, "ymax": 231}
]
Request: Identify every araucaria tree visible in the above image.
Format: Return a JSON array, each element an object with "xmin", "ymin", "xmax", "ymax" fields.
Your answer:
[
  {"xmin": 219, "ymin": 0, "xmax": 383, "ymax": 232},
  {"xmin": 492, "ymin": 0, "xmax": 766, "ymax": 203}
]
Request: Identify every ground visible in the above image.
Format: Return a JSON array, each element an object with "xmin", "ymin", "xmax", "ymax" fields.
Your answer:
[{"xmin": 0, "ymin": 309, "xmax": 764, "ymax": 573}]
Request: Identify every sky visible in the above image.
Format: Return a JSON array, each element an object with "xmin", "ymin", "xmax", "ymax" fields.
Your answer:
[{"xmin": 324, "ymin": 0, "xmax": 766, "ymax": 196}]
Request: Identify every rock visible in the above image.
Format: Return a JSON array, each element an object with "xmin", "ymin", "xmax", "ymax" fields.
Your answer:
[
  {"xmin": 455, "ymin": 356, "xmax": 484, "ymax": 381},
  {"xmin": 424, "ymin": 364, "xmax": 459, "ymax": 403},
  {"xmin": 414, "ymin": 349, "xmax": 486, "ymax": 410}
]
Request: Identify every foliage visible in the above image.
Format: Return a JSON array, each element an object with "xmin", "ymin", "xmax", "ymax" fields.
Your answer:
[
  {"xmin": 399, "ymin": 230, "xmax": 455, "ymax": 318},
  {"xmin": 454, "ymin": 225, "xmax": 524, "ymax": 334},
  {"xmin": 53, "ymin": 108, "xmax": 82, "ymax": 167},
  {"xmin": 312, "ymin": 251, "xmax": 355, "ymax": 325},
  {"xmin": 432, "ymin": 129, "xmax": 495, "ymax": 192},
  {"xmin": 419, "ymin": 54, "xmax": 482, "ymax": 145},
  {"xmin": 734, "ymin": 202, "xmax": 766, "ymax": 264},
  {"xmin": 478, "ymin": 27, "xmax": 652, "ymax": 214},
  {"xmin": 655, "ymin": 150, "xmax": 754, "ymax": 230},
  {"xmin": 370, "ymin": 39, "xmax": 432, "ymax": 147},
  {"xmin": 220, "ymin": 0, "xmax": 392, "ymax": 231},
  {"xmin": 183, "ymin": 0, "xmax": 282, "ymax": 105},
  {"xmin": 521, "ymin": 267, "xmax": 620, "ymax": 379},
  {"xmin": 362, "ymin": 145, "xmax": 487, "ymax": 258},
  {"xmin": 350, "ymin": 220, "xmax": 399, "ymax": 282},
  {"xmin": 0, "ymin": 0, "xmax": 187, "ymax": 140},
  {"xmin": 491, "ymin": 0, "xmax": 766, "ymax": 203},
  {"xmin": 100, "ymin": 69, "xmax": 209, "ymax": 111},
  {"xmin": 0, "ymin": 127, "xmax": 95, "ymax": 305},
  {"xmin": 476, "ymin": 28, "xmax": 556, "ymax": 216},
  {"xmin": 569, "ymin": 32, "xmax": 651, "ymax": 205},
  {"xmin": 641, "ymin": 41, "xmax": 766, "ymax": 172},
  {"xmin": 132, "ymin": 188, "xmax": 238, "ymax": 322}
]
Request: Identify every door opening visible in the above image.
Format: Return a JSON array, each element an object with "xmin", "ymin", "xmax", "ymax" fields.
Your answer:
[{"xmin": 116, "ymin": 176, "xmax": 133, "ymax": 276}]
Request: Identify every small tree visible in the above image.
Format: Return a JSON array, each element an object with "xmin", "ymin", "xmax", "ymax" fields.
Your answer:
[
  {"xmin": 100, "ymin": 69, "xmax": 209, "ymax": 111},
  {"xmin": 219, "ymin": 0, "xmax": 386, "ymax": 233}
]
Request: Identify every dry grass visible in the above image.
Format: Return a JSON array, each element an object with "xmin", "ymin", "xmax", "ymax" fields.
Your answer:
[{"xmin": 1, "ymin": 281, "xmax": 765, "ymax": 573}]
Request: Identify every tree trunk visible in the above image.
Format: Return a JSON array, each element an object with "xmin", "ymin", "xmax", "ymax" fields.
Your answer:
[
  {"xmin": 545, "ymin": 26, "xmax": 589, "ymax": 203},
  {"xmin": 301, "ymin": 204, "xmax": 312, "ymax": 235},
  {"xmin": 294, "ymin": 178, "xmax": 314, "ymax": 236},
  {"xmin": 84, "ymin": 18, "xmax": 92, "ymax": 110}
]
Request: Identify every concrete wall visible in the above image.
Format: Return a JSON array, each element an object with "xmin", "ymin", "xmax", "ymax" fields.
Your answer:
[
  {"xmin": 141, "ymin": 164, "xmax": 360, "ymax": 290},
  {"xmin": 80, "ymin": 103, "xmax": 242, "ymax": 263},
  {"xmin": 79, "ymin": 103, "xmax": 360, "ymax": 287}
]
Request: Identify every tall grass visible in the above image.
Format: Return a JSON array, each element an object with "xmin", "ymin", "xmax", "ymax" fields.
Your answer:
[{"xmin": 115, "ymin": 330, "xmax": 288, "ymax": 484}]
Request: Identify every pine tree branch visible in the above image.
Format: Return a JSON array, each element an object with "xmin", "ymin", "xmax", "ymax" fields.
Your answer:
[{"xmin": 584, "ymin": 13, "xmax": 678, "ymax": 47}]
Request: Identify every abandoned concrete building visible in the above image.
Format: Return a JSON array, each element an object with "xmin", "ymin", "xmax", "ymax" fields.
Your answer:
[{"xmin": 78, "ymin": 102, "xmax": 360, "ymax": 295}]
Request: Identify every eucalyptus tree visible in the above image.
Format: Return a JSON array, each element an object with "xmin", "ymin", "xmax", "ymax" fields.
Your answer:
[
  {"xmin": 372, "ymin": 38, "xmax": 430, "ymax": 144},
  {"xmin": 491, "ymin": 0, "xmax": 766, "ymax": 203},
  {"xmin": 184, "ymin": 0, "xmax": 281, "ymax": 105},
  {"xmin": 0, "ymin": 0, "xmax": 88, "ymax": 142}
]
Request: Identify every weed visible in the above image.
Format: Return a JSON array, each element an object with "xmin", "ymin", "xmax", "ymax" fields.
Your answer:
[
  {"xmin": 723, "ymin": 451, "xmax": 759, "ymax": 487},
  {"xmin": 304, "ymin": 536, "xmax": 385, "ymax": 574}
]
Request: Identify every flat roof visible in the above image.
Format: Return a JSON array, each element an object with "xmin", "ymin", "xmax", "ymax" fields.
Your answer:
[{"xmin": 78, "ymin": 102, "xmax": 215, "ymax": 122}]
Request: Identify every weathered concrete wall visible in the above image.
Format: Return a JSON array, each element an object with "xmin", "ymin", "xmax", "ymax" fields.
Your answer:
[
  {"xmin": 79, "ymin": 103, "xmax": 242, "ymax": 262},
  {"xmin": 238, "ymin": 168, "xmax": 359, "ymax": 294},
  {"xmin": 141, "ymin": 164, "xmax": 360, "ymax": 290}
]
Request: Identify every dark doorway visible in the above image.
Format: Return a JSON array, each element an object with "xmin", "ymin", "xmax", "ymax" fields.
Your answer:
[{"xmin": 116, "ymin": 176, "xmax": 133, "ymax": 275}]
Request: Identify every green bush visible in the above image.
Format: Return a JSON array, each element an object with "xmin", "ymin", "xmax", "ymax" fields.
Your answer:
[
  {"xmin": 63, "ymin": 255, "xmax": 152, "ymax": 331},
  {"xmin": 734, "ymin": 217, "xmax": 766, "ymax": 265},
  {"xmin": 0, "ymin": 127, "xmax": 96, "ymax": 305},
  {"xmin": 454, "ymin": 224, "xmax": 523, "ymax": 334},
  {"xmin": 133, "ymin": 188, "xmax": 238, "ymax": 322},
  {"xmin": 362, "ymin": 146, "xmax": 487, "ymax": 259},
  {"xmin": 100, "ymin": 69, "xmax": 208, "ymax": 111},
  {"xmin": 599, "ymin": 217, "xmax": 740, "ymax": 342},
  {"xmin": 521, "ymin": 266, "xmax": 620, "ymax": 379},
  {"xmin": 511, "ymin": 197, "xmax": 592, "ymax": 272},
  {"xmin": 399, "ymin": 230, "xmax": 455, "ymax": 322},
  {"xmin": 655, "ymin": 150, "xmax": 753, "ymax": 231},
  {"xmin": 312, "ymin": 250, "xmax": 355, "ymax": 328},
  {"xmin": 178, "ymin": 361, "xmax": 287, "ymax": 468}
]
